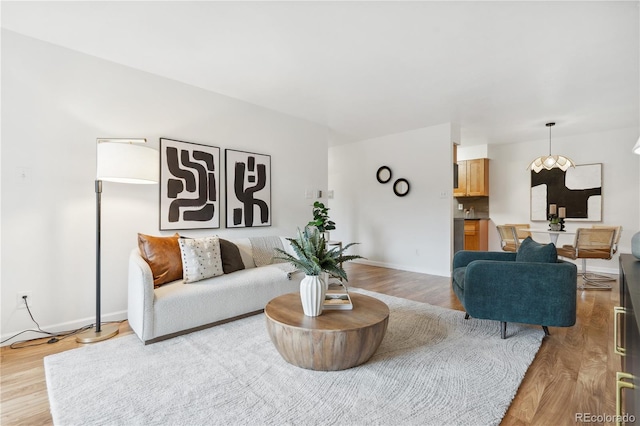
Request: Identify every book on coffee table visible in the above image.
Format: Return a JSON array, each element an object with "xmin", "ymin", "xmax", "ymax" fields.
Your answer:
[{"xmin": 324, "ymin": 283, "xmax": 353, "ymax": 310}]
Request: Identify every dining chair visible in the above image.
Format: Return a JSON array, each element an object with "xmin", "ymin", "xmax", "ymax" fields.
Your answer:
[
  {"xmin": 556, "ymin": 227, "xmax": 618, "ymax": 290},
  {"xmin": 505, "ymin": 223, "xmax": 532, "ymax": 240},
  {"xmin": 496, "ymin": 225, "xmax": 520, "ymax": 252},
  {"xmin": 592, "ymin": 225, "xmax": 622, "ymax": 255}
]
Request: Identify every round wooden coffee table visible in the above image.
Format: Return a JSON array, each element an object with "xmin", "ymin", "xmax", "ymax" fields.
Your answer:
[{"xmin": 264, "ymin": 292, "xmax": 389, "ymax": 371}]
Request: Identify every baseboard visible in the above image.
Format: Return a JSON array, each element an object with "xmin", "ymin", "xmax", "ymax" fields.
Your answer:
[
  {"xmin": 564, "ymin": 261, "xmax": 619, "ymax": 276},
  {"xmin": 353, "ymin": 259, "xmax": 450, "ymax": 277},
  {"xmin": 1, "ymin": 310, "xmax": 127, "ymax": 347},
  {"xmin": 581, "ymin": 266, "xmax": 619, "ymax": 276}
]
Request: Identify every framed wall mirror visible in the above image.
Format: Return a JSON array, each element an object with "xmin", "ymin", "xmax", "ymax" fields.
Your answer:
[
  {"xmin": 393, "ymin": 178, "xmax": 410, "ymax": 197},
  {"xmin": 376, "ymin": 166, "xmax": 392, "ymax": 184}
]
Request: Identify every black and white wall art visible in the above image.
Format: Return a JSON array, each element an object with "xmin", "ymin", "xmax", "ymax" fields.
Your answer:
[
  {"xmin": 531, "ymin": 163, "xmax": 602, "ymax": 221},
  {"xmin": 160, "ymin": 138, "xmax": 220, "ymax": 230},
  {"xmin": 225, "ymin": 149, "xmax": 271, "ymax": 228}
]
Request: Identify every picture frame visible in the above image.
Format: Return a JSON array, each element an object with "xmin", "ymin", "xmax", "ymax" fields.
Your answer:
[
  {"xmin": 225, "ymin": 149, "xmax": 271, "ymax": 228},
  {"xmin": 530, "ymin": 163, "xmax": 602, "ymax": 222},
  {"xmin": 159, "ymin": 138, "xmax": 220, "ymax": 230}
]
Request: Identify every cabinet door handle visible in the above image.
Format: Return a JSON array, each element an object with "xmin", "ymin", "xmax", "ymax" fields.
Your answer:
[
  {"xmin": 616, "ymin": 372, "xmax": 636, "ymax": 426},
  {"xmin": 614, "ymin": 307, "xmax": 626, "ymax": 356}
]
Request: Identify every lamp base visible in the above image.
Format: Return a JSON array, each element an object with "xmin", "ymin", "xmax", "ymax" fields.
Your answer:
[{"xmin": 76, "ymin": 323, "xmax": 119, "ymax": 344}]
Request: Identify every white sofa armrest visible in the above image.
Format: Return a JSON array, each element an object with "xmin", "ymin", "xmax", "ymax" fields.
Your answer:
[{"xmin": 128, "ymin": 249, "xmax": 156, "ymax": 342}]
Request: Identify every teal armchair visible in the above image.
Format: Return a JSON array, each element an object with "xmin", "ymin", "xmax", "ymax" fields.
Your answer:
[{"xmin": 452, "ymin": 240, "xmax": 577, "ymax": 339}]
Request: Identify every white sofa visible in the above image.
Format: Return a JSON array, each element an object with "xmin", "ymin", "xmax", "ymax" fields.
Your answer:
[{"xmin": 128, "ymin": 237, "xmax": 302, "ymax": 344}]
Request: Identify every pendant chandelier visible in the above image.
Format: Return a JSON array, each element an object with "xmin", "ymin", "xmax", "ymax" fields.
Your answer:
[{"xmin": 528, "ymin": 122, "xmax": 576, "ymax": 173}]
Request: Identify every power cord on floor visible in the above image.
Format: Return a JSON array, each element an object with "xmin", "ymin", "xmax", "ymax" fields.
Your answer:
[{"xmin": 1, "ymin": 296, "xmax": 124, "ymax": 349}]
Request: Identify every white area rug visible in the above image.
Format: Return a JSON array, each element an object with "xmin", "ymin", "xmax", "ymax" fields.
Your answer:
[{"xmin": 44, "ymin": 289, "xmax": 543, "ymax": 426}]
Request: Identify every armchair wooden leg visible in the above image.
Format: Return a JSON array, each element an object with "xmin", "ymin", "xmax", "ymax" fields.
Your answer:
[
  {"xmin": 542, "ymin": 326, "xmax": 550, "ymax": 336},
  {"xmin": 501, "ymin": 322, "xmax": 507, "ymax": 339},
  {"xmin": 464, "ymin": 313, "xmax": 470, "ymax": 320}
]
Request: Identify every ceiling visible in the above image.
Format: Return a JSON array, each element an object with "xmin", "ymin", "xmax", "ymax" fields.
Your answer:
[{"xmin": 2, "ymin": 1, "xmax": 639, "ymax": 145}]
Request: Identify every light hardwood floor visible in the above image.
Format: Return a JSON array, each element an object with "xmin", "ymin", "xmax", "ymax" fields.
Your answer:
[{"xmin": 0, "ymin": 262, "xmax": 620, "ymax": 425}]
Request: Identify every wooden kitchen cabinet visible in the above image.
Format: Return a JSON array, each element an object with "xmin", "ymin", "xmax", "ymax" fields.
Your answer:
[
  {"xmin": 453, "ymin": 160, "xmax": 467, "ymax": 197},
  {"xmin": 454, "ymin": 158, "xmax": 489, "ymax": 197},
  {"xmin": 464, "ymin": 219, "xmax": 488, "ymax": 251}
]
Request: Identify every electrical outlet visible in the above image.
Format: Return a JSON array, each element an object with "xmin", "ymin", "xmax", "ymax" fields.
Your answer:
[{"xmin": 16, "ymin": 292, "xmax": 32, "ymax": 310}]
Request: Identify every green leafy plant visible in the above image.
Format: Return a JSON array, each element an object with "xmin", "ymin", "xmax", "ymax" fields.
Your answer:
[
  {"xmin": 274, "ymin": 227, "xmax": 363, "ymax": 281},
  {"xmin": 307, "ymin": 201, "xmax": 336, "ymax": 233}
]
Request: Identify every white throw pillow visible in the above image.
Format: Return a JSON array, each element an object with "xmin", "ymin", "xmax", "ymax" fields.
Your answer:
[{"xmin": 178, "ymin": 236, "xmax": 224, "ymax": 283}]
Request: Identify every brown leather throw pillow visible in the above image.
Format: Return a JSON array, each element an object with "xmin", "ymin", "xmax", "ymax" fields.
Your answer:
[
  {"xmin": 137, "ymin": 233, "xmax": 183, "ymax": 287},
  {"xmin": 219, "ymin": 238, "xmax": 245, "ymax": 274}
]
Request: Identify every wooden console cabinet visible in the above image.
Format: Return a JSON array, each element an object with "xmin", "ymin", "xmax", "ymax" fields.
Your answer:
[
  {"xmin": 454, "ymin": 158, "xmax": 489, "ymax": 197},
  {"xmin": 464, "ymin": 219, "xmax": 488, "ymax": 251},
  {"xmin": 616, "ymin": 254, "xmax": 639, "ymax": 424}
]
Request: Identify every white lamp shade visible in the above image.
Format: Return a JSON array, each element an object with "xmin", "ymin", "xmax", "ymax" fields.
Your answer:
[
  {"xmin": 633, "ymin": 136, "xmax": 640, "ymax": 155},
  {"xmin": 97, "ymin": 140, "xmax": 158, "ymax": 184},
  {"xmin": 528, "ymin": 154, "xmax": 576, "ymax": 173}
]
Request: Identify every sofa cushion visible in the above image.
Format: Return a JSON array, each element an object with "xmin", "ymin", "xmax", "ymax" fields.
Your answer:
[
  {"xmin": 516, "ymin": 237, "xmax": 558, "ymax": 263},
  {"xmin": 231, "ymin": 238, "xmax": 256, "ymax": 269},
  {"xmin": 219, "ymin": 238, "xmax": 245, "ymax": 274},
  {"xmin": 138, "ymin": 233, "xmax": 182, "ymax": 287},
  {"xmin": 179, "ymin": 236, "xmax": 224, "ymax": 283},
  {"xmin": 250, "ymin": 236, "xmax": 286, "ymax": 267}
]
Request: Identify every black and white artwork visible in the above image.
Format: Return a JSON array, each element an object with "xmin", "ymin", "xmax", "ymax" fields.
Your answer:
[
  {"xmin": 160, "ymin": 138, "xmax": 220, "ymax": 230},
  {"xmin": 531, "ymin": 163, "xmax": 602, "ymax": 221},
  {"xmin": 225, "ymin": 149, "xmax": 271, "ymax": 228}
]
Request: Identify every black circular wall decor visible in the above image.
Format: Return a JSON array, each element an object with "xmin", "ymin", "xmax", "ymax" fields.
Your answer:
[
  {"xmin": 393, "ymin": 178, "xmax": 410, "ymax": 197},
  {"xmin": 376, "ymin": 166, "xmax": 392, "ymax": 184}
]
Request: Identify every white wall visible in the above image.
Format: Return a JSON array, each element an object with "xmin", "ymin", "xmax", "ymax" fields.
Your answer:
[
  {"xmin": 1, "ymin": 31, "xmax": 329, "ymax": 343},
  {"xmin": 457, "ymin": 144, "xmax": 488, "ymax": 161},
  {"xmin": 488, "ymin": 127, "xmax": 640, "ymax": 273},
  {"xmin": 329, "ymin": 124, "xmax": 454, "ymax": 276}
]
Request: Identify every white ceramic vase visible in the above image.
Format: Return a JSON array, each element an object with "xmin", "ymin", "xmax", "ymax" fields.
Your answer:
[{"xmin": 300, "ymin": 275, "xmax": 325, "ymax": 317}]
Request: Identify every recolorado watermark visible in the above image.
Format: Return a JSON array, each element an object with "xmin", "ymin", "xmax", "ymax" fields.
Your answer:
[{"xmin": 575, "ymin": 412, "xmax": 636, "ymax": 423}]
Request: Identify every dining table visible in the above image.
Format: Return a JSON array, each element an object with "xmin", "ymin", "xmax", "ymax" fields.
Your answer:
[{"xmin": 524, "ymin": 228, "xmax": 576, "ymax": 245}]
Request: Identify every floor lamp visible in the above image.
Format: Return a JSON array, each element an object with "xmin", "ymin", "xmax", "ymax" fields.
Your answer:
[{"xmin": 76, "ymin": 138, "xmax": 158, "ymax": 343}]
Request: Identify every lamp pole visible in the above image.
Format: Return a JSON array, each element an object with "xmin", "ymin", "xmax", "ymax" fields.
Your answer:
[
  {"xmin": 76, "ymin": 179, "xmax": 119, "ymax": 343},
  {"xmin": 95, "ymin": 179, "xmax": 102, "ymax": 334}
]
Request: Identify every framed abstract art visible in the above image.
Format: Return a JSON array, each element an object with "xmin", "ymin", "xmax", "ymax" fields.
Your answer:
[
  {"xmin": 225, "ymin": 149, "xmax": 271, "ymax": 228},
  {"xmin": 530, "ymin": 163, "xmax": 602, "ymax": 222},
  {"xmin": 159, "ymin": 138, "xmax": 220, "ymax": 230}
]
